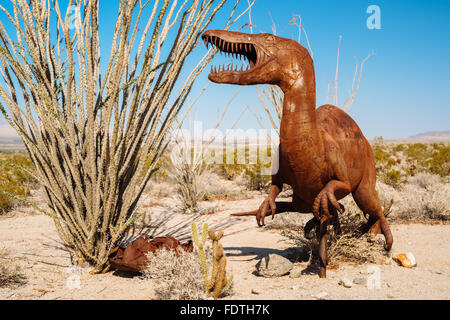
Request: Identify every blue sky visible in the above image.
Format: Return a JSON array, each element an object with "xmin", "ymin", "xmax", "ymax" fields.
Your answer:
[{"xmin": 1, "ymin": 0, "xmax": 449, "ymax": 138}]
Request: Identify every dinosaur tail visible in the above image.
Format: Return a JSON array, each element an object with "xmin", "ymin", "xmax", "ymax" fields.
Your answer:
[{"xmin": 230, "ymin": 209, "xmax": 259, "ymax": 217}]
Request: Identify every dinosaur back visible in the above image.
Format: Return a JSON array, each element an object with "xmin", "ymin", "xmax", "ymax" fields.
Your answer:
[{"xmin": 316, "ymin": 104, "xmax": 374, "ymax": 189}]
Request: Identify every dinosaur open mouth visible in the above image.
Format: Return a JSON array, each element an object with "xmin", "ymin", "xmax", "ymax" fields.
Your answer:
[{"xmin": 201, "ymin": 34, "xmax": 267, "ymax": 75}]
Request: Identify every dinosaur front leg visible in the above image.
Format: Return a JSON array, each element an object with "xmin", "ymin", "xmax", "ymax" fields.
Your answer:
[
  {"xmin": 312, "ymin": 180, "xmax": 350, "ymax": 278},
  {"xmin": 255, "ymin": 184, "xmax": 281, "ymax": 227},
  {"xmin": 312, "ymin": 180, "xmax": 351, "ymax": 220}
]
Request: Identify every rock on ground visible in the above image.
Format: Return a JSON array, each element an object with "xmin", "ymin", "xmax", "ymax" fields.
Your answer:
[{"xmin": 255, "ymin": 254, "xmax": 294, "ymax": 278}]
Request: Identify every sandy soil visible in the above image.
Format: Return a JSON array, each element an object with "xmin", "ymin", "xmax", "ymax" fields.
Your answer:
[{"xmin": 1, "ymin": 193, "xmax": 449, "ymax": 300}]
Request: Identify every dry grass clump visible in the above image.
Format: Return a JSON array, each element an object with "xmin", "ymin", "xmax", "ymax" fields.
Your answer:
[
  {"xmin": 144, "ymin": 248, "xmax": 212, "ymax": 300},
  {"xmin": 407, "ymin": 172, "xmax": 443, "ymax": 189},
  {"xmin": 201, "ymin": 172, "xmax": 246, "ymax": 201},
  {"xmin": 279, "ymin": 198, "xmax": 391, "ymax": 266},
  {"xmin": 0, "ymin": 249, "xmax": 27, "ymax": 288},
  {"xmin": 383, "ymin": 182, "xmax": 450, "ymax": 222},
  {"xmin": 265, "ymin": 211, "xmax": 306, "ymax": 231},
  {"xmin": 168, "ymin": 142, "xmax": 208, "ymax": 214}
]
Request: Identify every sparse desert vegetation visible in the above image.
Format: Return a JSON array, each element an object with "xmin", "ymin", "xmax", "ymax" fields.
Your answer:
[
  {"xmin": 0, "ymin": 0, "xmax": 448, "ymax": 303},
  {"xmin": 0, "ymin": 247, "xmax": 27, "ymax": 289},
  {"xmin": 0, "ymin": 140, "xmax": 449, "ymax": 300},
  {"xmin": 3, "ymin": 141, "xmax": 448, "ymax": 223},
  {"xmin": 0, "ymin": 152, "xmax": 37, "ymax": 214}
]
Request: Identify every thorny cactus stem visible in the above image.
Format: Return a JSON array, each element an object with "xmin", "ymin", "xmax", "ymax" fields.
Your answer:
[
  {"xmin": 191, "ymin": 222, "xmax": 209, "ymax": 286},
  {"xmin": 207, "ymin": 229, "xmax": 233, "ymax": 300},
  {"xmin": 191, "ymin": 224, "xmax": 233, "ymax": 299}
]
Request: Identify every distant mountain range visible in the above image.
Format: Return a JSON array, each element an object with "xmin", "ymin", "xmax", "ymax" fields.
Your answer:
[{"xmin": 411, "ymin": 130, "xmax": 450, "ymax": 138}]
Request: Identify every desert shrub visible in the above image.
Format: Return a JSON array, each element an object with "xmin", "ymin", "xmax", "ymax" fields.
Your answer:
[
  {"xmin": 428, "ymin": 144, "xmax": 450, "ymax": 177},
  {"xmin": 144, "ymin": 152, "xmax": 171, "ymax": 182},
  {"xmin": 372, "ymin": 139, "xmax": 391, "ymax": 164},
  {"xmin": 0, "ymin": 152, "xmax": 37, "ymax": 214},
  {"xmin": 215, "ymin": 145, "xmax": 272, "ymax": 191},
  {"xmin": 400, "ymin": 143, "xmax": 449, "ymax": 177},
  {"xmin": 392, "ymin": 143, "xmax": 406, "ymax": 153},
  {"xmin": 281, "ymin": 207, "xmax": 389, "ymax": 266},
  {"xmin": 389, "ymin": 183, "xmax": 450, "ymax": 221},
  {"xmin": 265, "ymin": 211, "xmax": 305, "ymax": 231},
  {"xmin": 276, "ymin": 194, "xmax": 392, "ymax": 266},
  {"xmin": 144, "ymin": 249, "xmax": 209, "ymax": 300},
  {"xmin": 168, "ymin": 138, "xmax": 209, "ymax": 214},
  {"xmin": 383, "ymin": 169, "xmax": 406, "ymax": 188},
  {"xmin": 216, "ymin": 163, "xmax": 247, "ymax": 181},
  {"xmin": 407, "ymin": 172, "xmax": 442, "ymax": 189},
  {"xmin": 243, "ymin": 164, "xmax": 271, "ymax": 191},
  {"xmin": 201, "ymin": 172, "xmax": 245, "ymax": 201},
  {"xmin": 404, "ymin": 143, "xmax": 429, "ymax": 161},
  {"xmin": 0, "ymin": 249, "xmax": 27, "ymax": 288}
]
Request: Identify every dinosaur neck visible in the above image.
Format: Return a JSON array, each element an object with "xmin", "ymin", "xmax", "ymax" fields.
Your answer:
[{"xmin": 279, "ymin": 85, "xmax": 321, "ymax": 148}]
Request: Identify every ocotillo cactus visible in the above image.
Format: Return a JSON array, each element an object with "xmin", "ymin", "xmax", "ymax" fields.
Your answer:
[{"xmin": 207, "ymin": 229, "xmax": 233, "ymax": 300}]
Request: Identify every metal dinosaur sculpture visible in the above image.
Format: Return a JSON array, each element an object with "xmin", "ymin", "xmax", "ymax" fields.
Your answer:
[{"xmin": 201, "ymin": 30, "xmax": 393, "ymax": 278}]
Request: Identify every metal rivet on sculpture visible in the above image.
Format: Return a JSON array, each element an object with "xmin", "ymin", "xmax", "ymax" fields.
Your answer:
[{"xmin": 202, "ymin": 30, "xmax": 393, "ymax": 278}]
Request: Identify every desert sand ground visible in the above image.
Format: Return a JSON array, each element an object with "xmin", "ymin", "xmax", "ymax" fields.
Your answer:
[{"xmin": 1, "ymin": 189, "xmax": 449, "ymax": 301}]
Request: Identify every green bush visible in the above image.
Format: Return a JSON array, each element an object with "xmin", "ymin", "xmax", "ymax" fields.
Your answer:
[
  {"xmin": 0, "ymin": 152, "xmax": 36, "ymax": 214},
  {"xmin": 383, "ymin": 169, "xmax": 405, "ymax": 188}
]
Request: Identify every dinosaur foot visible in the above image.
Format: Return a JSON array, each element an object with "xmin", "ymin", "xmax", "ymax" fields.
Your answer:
[
  {"xmin": 312, "ymin": 188, "xmax": 344, "ymax": 221},
  {"xmin": 319, "ymin": 267, "xmax": 327, "ymax": 278},
  {"xmin": 360, "ymin": 219, "xmax": 393, "ymax": 251}
]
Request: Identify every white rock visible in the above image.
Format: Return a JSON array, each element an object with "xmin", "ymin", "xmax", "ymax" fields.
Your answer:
[
  {"xmin": 406, "ymin": 252, "xmax": 417, "ymax": 267},
  {"xmin": 339, "ymin": 277, "xmax": 352, "ymax": 288}
]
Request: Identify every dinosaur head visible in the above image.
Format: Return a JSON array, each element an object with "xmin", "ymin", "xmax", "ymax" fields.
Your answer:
[{"xmin": 202, "ymin": 30, "xmax": 314, "ymax": 91}]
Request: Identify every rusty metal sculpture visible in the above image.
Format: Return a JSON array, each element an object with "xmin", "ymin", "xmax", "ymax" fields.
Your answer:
[
  {"xmin": 201, "ymin": 30, "xmax": 393, "ymax": 278},
  {"xmin": 108, "ymin": 236, "xmax": 193, "ymax": 272}
]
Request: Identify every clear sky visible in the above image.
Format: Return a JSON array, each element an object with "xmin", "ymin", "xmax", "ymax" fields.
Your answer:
[{"xmin": 1, "ymin": 0, "xmax": 449, "ymax": 139}]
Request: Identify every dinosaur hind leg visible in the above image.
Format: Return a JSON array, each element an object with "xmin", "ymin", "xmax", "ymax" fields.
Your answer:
[{"xmin": 352, "ymin": 175, "xmax": 393, "ymax": 251}]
